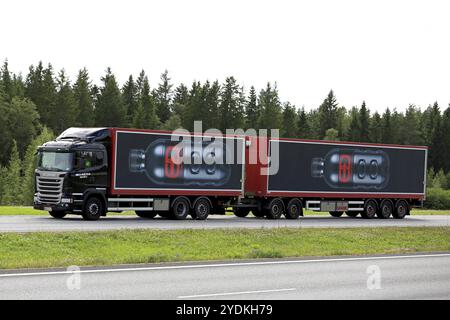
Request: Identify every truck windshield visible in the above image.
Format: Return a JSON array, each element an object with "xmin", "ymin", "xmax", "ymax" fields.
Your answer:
[{"xmin": 37, "ymin": 151, "xmax": 73, "ymax": 171}]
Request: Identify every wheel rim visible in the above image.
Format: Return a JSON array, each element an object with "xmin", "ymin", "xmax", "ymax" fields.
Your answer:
[
  {"xmin": 198, "ymin": 203, "xmax": 207, "ymax": 216},
  {"xmin": 398, "ymin": 205, "xmax": 405, "ymax": 215},
  {"xmin": 383, "ymin": 205, "xmax": 391, "ymax": 216},
  {"xmin": 176, "ymin": 203, "xmax": 186, "ymax": 216},
  {"xmin": 89, "ymin": 203, "xmax": 99, "ymax": 215},
  {"xmin": 367, "ymin": 203, "xmax": 375, "ymax": 216},
  {"xmin": 291, "ymin": 205, "xmax": 298, "ymax": 215},
  {"xmin": 272, "ymin": 204, "xmax": 280, "ymax": 215}
]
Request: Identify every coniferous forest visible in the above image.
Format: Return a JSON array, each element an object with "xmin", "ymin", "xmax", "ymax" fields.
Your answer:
[{"xmin": 0, "ymin": 60, "xmax": 449, "ymax": 207}]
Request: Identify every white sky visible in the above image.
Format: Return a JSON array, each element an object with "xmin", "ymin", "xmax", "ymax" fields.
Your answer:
[{"xmin": 1, "ymin": 0, "xmax": 449, "ymax": 112}]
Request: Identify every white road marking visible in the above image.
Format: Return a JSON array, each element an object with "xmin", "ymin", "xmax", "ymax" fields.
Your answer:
[
  {"xmin": 178, "ymin": 288, "xmax": 297, "ymax": 299},
  {"xmin": 0, "ymin": 252, "xmax": 449, "ymax": 278}
]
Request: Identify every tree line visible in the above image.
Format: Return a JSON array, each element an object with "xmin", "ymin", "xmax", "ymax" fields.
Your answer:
[{"xmin": 0, "ymin": 59, "xmax": 450, "ymax": 205}]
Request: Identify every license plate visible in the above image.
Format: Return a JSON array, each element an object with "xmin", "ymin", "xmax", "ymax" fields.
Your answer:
[{"xmin": 44, "ymin": 207, "xmax": 52, "ymax": 212}]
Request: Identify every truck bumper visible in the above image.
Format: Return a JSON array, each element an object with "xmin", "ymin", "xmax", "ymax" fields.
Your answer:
[{"xmin": 33, "ymin": 203, "xmax": 74, "ymax": 212}]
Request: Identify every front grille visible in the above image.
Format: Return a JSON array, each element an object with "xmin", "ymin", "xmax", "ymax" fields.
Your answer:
[{"xmin": 36, "ymin": 176, "xmax": 64, "ymax": 204}]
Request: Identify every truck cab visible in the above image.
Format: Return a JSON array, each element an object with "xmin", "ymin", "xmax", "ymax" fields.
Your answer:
[{"xmin": 34, "ymin": 128, "xmax": 110, "ymax": 220}]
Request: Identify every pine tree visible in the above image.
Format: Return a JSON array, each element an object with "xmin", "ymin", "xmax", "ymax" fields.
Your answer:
[
  {"xmin": 257, "ymin": 82, "xmax": 283, "ymax": 132},
  {"xmin": 53, "ymin": 70, "xmax": 77, "ymax": 133},
  {"xmin": 401, "ymin": 105, "xmax": 424, "ymax": 145},
  {"xmin": 318, "ymin": 90, "xmax": 338, "ymax": 138},
  {"xmin": 359, "ymin": 101, "xmax": 370, "ymax": 142},
  {"xmin": 172, "ymin": 83, "xmax": 189, "ymax": 117},
  {"xmin": 421, "ymin": 102, "xmax": 440, "ymax": 146},
  {"xmin": 95, "ymin": 68, "xmax": 127, "ymax": 127},
  {"xmin": 153, "ymin": 70, "xmax": 173, "ymax": 123},
  {"xmin": 245, "ymin": 86, "xmax": 259, "ymax": 129},
  {"xmin": 122, "ymin": 75, "xmax": 138, "ymax": 126},
  {"xmin": 204, "ymin": 80, "xmax": 220, "ymax": 129},
  {"xmin": 2, "ymin": 140, "xmax": 22, "ymax": 205},
  {"xmin": 139, "ymin": 76, "xmax": 159, "ymax": 129},
  {"xmin": 73, "ymin": 68, "xmax": 94, "ymax": 127},
  {"xmin": 282, "ymin": 102, "xmax": 298, "ymax": 137},
  {"xmin": 21, "ymin": 127, "xmax": 54, "ymax": 205},
  {"xmin": 183, "ymin": 81, "xmax": 204, "ymax": 131}
]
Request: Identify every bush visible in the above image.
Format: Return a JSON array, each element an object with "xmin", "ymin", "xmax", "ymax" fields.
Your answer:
[{"xmin": 424, "ymin": 188, "xmax": 450, "ymax": 209}]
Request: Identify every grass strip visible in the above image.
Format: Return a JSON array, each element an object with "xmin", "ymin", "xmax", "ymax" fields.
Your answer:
[{"xmin": 0, "ymin": 227, "xmax": 448, "ymax": 269}]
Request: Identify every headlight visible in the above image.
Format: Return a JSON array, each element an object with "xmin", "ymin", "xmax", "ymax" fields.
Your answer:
[{"xmin": 61, "ymin": 198, "xmax": 73, "ymax": 204}]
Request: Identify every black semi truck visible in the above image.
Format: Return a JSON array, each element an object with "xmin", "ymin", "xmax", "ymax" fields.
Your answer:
[{"xmin": 33, "ymin": 127, "xmax": 427, "ymax": 220}]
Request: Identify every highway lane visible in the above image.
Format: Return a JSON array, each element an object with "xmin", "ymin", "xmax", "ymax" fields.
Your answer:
[
  {"xmin": 0, "ymin": 214, "xmax": 448, "ymax": 233},
  {"xmin": 0, "ymin": 253, "xmax": 449, "ymax": 299}
]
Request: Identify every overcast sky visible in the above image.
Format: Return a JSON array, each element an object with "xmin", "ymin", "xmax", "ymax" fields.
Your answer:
[{"xmin": 1, "ymin": 0, "xmax": 449, "ymax": 112}]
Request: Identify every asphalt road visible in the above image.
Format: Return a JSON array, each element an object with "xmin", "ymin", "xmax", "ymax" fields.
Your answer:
[
  {"xmin": 0, "ymin": 253, "xmax": 449, "ymax": 299},
  {"xmin": 0, "ymin": 214, "xmax": 448, "ymax": 233}
]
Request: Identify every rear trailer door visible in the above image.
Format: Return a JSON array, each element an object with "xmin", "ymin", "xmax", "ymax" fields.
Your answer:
[
  {"xmin": 267, "ymin": 139, "xmax": 427, "ymax": 198},
  {"xmin": 111, "ymin": 130, "xmax": 245, "ymax": 196}
]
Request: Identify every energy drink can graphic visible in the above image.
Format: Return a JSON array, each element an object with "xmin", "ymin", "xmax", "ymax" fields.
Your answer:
[
  {"xmin": 311, "ymin": 149, "xmax": 390, "ymax": 189},
  {"xmin": 129, "ymin": 138, "xmax": 231, "ymax": 186}
]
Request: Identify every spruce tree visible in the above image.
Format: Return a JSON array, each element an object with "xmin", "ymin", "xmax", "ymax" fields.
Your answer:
[
  {"xmin": 297, "ymin": 107, "xmax": 311, "ymax": 138},
  {"xmin": 153, "ymin": 70, "xmax": 173, "ymax": 123},
  {"xmin": 381, "ymin": 108, "xmax": 394, "ymax": 143},
  {"xmin": 318, "ymin": 90, "xmax": 338, "ymax": 138},
  {"xmin": 95, "ymin": 68, "xmax": 127, "ymax": 127},
  {"xmin": 205, "ymin": 80, "xmax": 220, "ymax": 129},
  {"xmin": 73, "ymin": 68, "xmax": 94, "ymax": 127},
  {"xmin": 282, "ymin": 102, "xmax": 298, "ymax": 137},
  {"xmin": 172, "ymin": 83, "xmax": 189, "ymax": 117},
  {"xmin": 1, "ymin": 60, "xmax": 14, "ymax": 101},
  {"xmin": 257, "ymin": 82, "xmax": 283, "ymax": 132},
  {"xmin": 122, "ymin": 75, "xmax": 138, "ymax": 126},
  {"xmin": 219, "ymin": 77, "xmax": 245, "ymax": 130},
  {"xmin": 358, "ymin": 101, "xmax": 370, "ymax": 142},
  {"xmin": 347, "ymin": 107, "xmax": 360, "ymax": 141},
  {"xmin": 245, "ymin": 86, "xmax": 259, "ymax": 129},
  {"xmin": 53, "ymin": 70, "xmax": 77, "ymax": 133},
  {"xmin": 369, "ymin": 112, "xmax": 383, "ymax": 143},
  {"xmin": 0, "ymin": 89, "xmax": 12, "ymax": 165}
]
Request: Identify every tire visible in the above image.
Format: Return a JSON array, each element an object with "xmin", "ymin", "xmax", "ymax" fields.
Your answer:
[
  {"xmin": 329, "ymin": 211, "xmax": 343, "ymax": 217},
  {"xmin": 393, "ymin": 200, "xmax": 409, "ymax": 219},
  {"xmin": 192, "ymin": 198, "xmax": 211, "ymax": 220},
  {"xmin": 252, "ymin": 209, "xmax": 265, "ymax": 218},
  {"xmin": 49, "ymin": 211, "xmax": 67, "ymax": 219},
  {"xmin": 285, "ymin": 199, "xmax": 302, "ymax": 219},
  {"xmin": 345, "ymin": 211, "xmax": 359, "ymax": 218},
  {"xmin": 82, "ymin": 196, "xmax": 103, "ymax": 221},
  {"xmin": 234, "ymin": 207, "xmax": 250, "ymax": 218},
  {"xmin": 361, "ymin": 199, "xmax": 377, "ymax": 219},
  {"xmin": 135, "ymin": 211, "xmax": 157, "ymax": 219},
  {"xmin": 265, "ymin": 198, "xmax": 284, "ymax": 219},
  {"xmin": 377, "ymin": 200, "xmax": 393, "ymax": 219},
  {"xmin": 171, "ymin": 197, "xmax": 190, "ymax": 220}
]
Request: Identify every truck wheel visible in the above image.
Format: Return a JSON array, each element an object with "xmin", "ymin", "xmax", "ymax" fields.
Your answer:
[
  {"xmin": 393, "ymin": 200, "xmax": 409, "ymax": 219},
  {"xmin": 82, "ymin": 196, "xmax": 103, "ymax": 221},
  {"xmin": 252, "ymin": 209, "xmax": 265, "ymax": 218},
  {"xmin": 285, "ymin": 199, "xmax": 302, "ymax": 219},
  {"xmin": 377, "ymin": 200, "xmax": 393, "ymax": 219},
  {"xmin": 329, "ymin": 211, "xmax": 343, "ymax": 217},
  {"xmin": 192, "ymin": 198, "xmax": 211, "ymax": 220},
  {"xmin": 265, "ymin": 198, "xmax": 284, "ymax": 219},
  {"xmin": 361, "ymin": 200, "xmax": 377, "ymax": 219},
  {"xmin": 49, "ymin": 211, "xmax": 67, "ymax": 219},
  {"xmin": 135, "ymin": 211, "xmax": 157, "ymax": 219},
  {"xmin": 171, "ymin": 197, "xmax": 190, "ymax": 220},
  {"xmin": 234, "ymin": 207, "xmax": 250, "ymax": 218},
  {"xmin": 345, "ymin": 211, "xmax": 359, "ymax": 217}
]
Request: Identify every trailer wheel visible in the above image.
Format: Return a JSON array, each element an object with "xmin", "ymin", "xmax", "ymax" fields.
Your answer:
[
  {"xmin": 192, "ymin": 197, "xmax": 211, "ymax": 220},
  {"xmin": 265, "ymin": 198, "xmax": 284, "ymax": 219},
  {"xmin": 171, "ymin": 197, "xmax": 190, "ymax": 220},
  {"xmin": 377, "ymin": 200, "xmax": 393, "ymax": 219},
  {"xmin": 49, "ymin": 211, "xmax": 67, "ymax": 219},
  {"xmin": 329, "ymin": 211, "xmax": 343, "ymax": 217},
  {"xmin": 393, "ymin": 200, "xmax": 409, "ymax": 219},
  {"xmin": 345, "ymin": 211, "xmax": 359, "ymax": 218},
  {"xmin": 234, "ymin": 207, "xmax": 250, "ymax": 218},
  {"xmin": 361, "ymin": 199, "xmax": 377, "ymax": 219},
  {"xmin": 285, "ymin": 199, "xmax": 302, "ymax": 219},
  {"xmin": 82, "ymin": 196, "xmax": 103, "ymax": 221},
  {"xmin": 252, "ymin": 209, "xmax": 265, "ymax": 218},
  {"xmin": 135, "ymin": 211, "xmax": 157, "ymax": 219}
]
